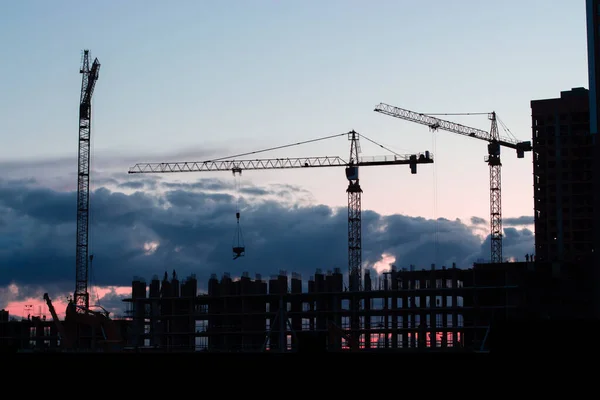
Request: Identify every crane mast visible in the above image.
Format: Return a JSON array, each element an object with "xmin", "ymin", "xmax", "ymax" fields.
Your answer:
[
  {"xmin": 74, "ymin": 50, "xmax": 100, "ymax": 311},
  {"xmin": 374, "ymin": 103, "xmax": 532, "ymax": 263},
  {"xmin": 487, "ymin": 113, "xmax": 503, "ymax": 263},
  {"xmin": 346, "ymin": 131, "xmax": 362, "ymax": 291},
  {"xmin": 345, "ymin": 131, "xmax": 362, "ymax": 351}
]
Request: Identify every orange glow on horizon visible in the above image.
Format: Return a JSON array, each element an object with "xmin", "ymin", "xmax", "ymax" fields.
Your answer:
[{"xmin": 373, "ymin": 253, "xmax": 396, "ymax": 274}]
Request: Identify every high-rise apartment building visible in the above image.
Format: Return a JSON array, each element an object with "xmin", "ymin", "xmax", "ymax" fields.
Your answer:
[
  {"xmin": 587, "ymin": 0, "xmax": 600, "ymax": 136},
  {"xmin": 531, "ymin": 88, "xmax": 594, "ymax": 264},
  {"xmin": 586, "ymin": 0, "xmax": 600, "ymax": 318}
]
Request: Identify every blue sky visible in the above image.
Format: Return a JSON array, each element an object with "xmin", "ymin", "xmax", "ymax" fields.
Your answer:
[
  {"xmin": 0, "ymin": 1, "xmax": 588, "ymax": 314},
  {"xmin": 0, "ymin": 1, "xmax": 588, "ymax": 220}
]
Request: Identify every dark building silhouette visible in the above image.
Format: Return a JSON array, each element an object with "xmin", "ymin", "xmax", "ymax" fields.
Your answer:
[
  {"xmin": 531, "ymin": 87, "xmax": 594, "ymax": 265},
  {"xmin": 587, "ymin": 0, "xmax": 600, "ymax": 135},
  {"xmin": 530, "ymin": 87, "xmax": 599, "ymax": 318},
  {"xmin": 586, "ymin": 0, "xmax": 600, "ymax": 319}
]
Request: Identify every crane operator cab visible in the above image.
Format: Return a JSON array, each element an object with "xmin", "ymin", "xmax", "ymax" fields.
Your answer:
[
  {"xmin": 65, "ymin": 298, "xmax": 77, "ymax": 320},
  {"xmin": 345, "ymin": 165, "xmax": 358, "ymax": 181}
]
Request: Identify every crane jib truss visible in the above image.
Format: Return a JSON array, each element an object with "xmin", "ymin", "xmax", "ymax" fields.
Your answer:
[
  {"xmin": 74, "ymin": 50, "xmax": 100, "ymax": 311},
  {"xmin": 128, "ymin": 153, "xmax": 433, "ymax": 174},
  {"xmin": 374, "ymin": 102, "xmax": 532, "ymax": 264},
  {"xmin": 374, "ymin": 103, "xmax": 532, "ymax": 155}
]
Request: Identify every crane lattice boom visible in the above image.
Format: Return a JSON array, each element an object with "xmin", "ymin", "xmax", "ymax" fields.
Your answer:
[
  {"xmin": 128, "ymin": 153, "xmax": 433, "ymax": 174},
  {"xmin": 374, "ymin": 103, "xmax": 531, "ymax": 153},
  {"xmin": 74, "ymin": 50, "xmax": 100, "ymax": 311}
]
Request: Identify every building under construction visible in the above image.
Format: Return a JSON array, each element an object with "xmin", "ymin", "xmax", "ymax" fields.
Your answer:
[
  {"xmin": 0, "ymin": 307, "xmax": 130, "ymax": 353},
  {"xmin": 121, "ymin": 260, "xmax": 550, "ymax": 353},
  {"xmin": 0, "ymin": 259, "xmax": 569, "ymax": 353}
]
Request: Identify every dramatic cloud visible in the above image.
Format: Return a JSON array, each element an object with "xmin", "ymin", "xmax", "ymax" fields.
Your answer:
[
  {"xmin": 469, "ymin": 215, "xmax": 535, "ymax": 228},
  {"xmin": 0, "ymin": 176, "xmax": 534, "ymax": 313},
  {"xmin": 0, "ymin": 146, "xmax": 224, "ymax": 193},
  {"xmin": 470, "ymin": 216, "xmax": 486, "ymax": 225},
  {"xmin": 0, "ymin": 147, "xmax": 223, "ymax": 175},
  {"xmin": 504, "ymin": 216, "xmax": 535, "ymax": 226}
]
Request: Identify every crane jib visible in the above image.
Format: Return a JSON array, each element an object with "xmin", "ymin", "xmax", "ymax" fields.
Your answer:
[
  {"xmin": 128, "ymin": 153, "xmax": 434, "ymax": 174},
  {"xmin": 373, "ymin": 103, "xmax": 532, "ymax": 152}
]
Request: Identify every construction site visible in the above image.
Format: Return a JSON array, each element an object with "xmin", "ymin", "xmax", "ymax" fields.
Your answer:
[
  {"xmin": 0, "ymin": 258, "xmax": 561, "ymax": 353},
  {"xmin": 0, "ymin": 48, "xmax": 575, "ymax": 354},
  {"xmin": 121, "ymin": 260, "xmax": 551, "ymax": 353},
  {"xmin": 3, "ymin": 2, "xmax": 600, "ymax": 353}
]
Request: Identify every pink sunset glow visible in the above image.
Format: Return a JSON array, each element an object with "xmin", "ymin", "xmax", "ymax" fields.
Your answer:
[
  {"xmin": 2, "ymin": 285, "xmax": 131, "ymax": 320},
  {"xmin": 372, "ymin": 254, "xmax": 396, "ymax": 274},
  {"xmin": 342, "ymin": 332, "xmax": 463, "ymax": 349}
]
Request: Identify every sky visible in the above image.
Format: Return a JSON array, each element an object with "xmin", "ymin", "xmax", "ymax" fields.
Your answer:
[{"xmin": 0, "ymin": 0, "xmax": 588, "ymax": 319}]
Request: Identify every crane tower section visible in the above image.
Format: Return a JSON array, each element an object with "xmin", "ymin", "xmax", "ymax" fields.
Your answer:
[
  {"xmin": 486, "ymin": 113, "xmax": 502, "ymax": 263},
  {"xmin": 74, "ymin": 50, "xmax": 100, "ymax": 311},
  {"xmin": 345, "ymin": 131, "xmax": 362, "ymax": 292}
]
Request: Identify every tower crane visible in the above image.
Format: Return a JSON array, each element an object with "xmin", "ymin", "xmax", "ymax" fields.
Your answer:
[
  {"xmin": 74, "ymin": 50, "xmax": 100, "ymax": 311},
  {"xmin": 128, "ymin": 130, "xmax": 434, "ymax": 290},
  {"xmin": 374, "ymin": 103, "xmax": 532, "ymax": 263},
  {"xmin": 43, "ymin": 50, "xmax": 124, "ymax": 352}
]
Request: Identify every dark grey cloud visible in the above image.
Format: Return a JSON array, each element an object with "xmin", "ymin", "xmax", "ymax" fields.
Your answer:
[
  {"xmin": 91, "ymin": 289, "xmax": 130, "ymax": 319},
  {"xmin": 156, "ymin": 178, "xmax": 310, "ymax": 199},
  {"xmin": 0, "ymin": 147, "xmax": 223, "ymax": 174},
  {"xmin": 475, "ymin": 227, "xmax": 535, "ymax": 263},
  {"xmin": 103, "ymin": 173, "xmax": 162, "ymax": 191},
  {"xmin": 118, "ymin": 180, "xmax": 148, "ymax": 190},
  {"xmin": 161, "ymin": 179, "xmax": 230, "ymax": 191},
  {"xmin": 470, "ymin": 216, "xmax": 486, "ymax": 225},
  {"xmin": 0, "ymin": 184, "xmax": 74, "ymax": 224},
  {"xmin": 0, "ymin": 177, "xmax": 534, "ymax": 311},
  {"xmin": 469, "ymin": 215, "xmax": 534, "ymax": 228},
  {"xmin": 504, "ymin": 216, "xmax": 534, "ymax": 226},
  {"xmin": 0, "ymin": 146, "xmax": 224, "ymax": 192}
]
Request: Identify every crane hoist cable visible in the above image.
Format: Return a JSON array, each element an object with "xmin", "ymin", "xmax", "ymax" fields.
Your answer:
[
  {"xmin": 232, "ymin": 167, "xmax": 245, "ymax": 260},
  {"xmin": 89, "ymin": 99, "xmax": 98, "ymax": 307},
  {"xmin": 208, "ymin": 132, "xmax": 349, "ymax": 161},
  {"xmin": 425, "ymin": 111, "xmax": 518, "ymax": 262},
  {"xmin": 432, "ymin": 130, "xmax": 439, "ymax": 266},
  {"xmin": 215, "ymin": 132, "xmax": 348, "ymax": 261},
  {"xmin": 212, "ymin": 131, "xmax": 424, "ymax": 262},
  {"xmin": 497, "ymin": 116, "xmax": 518, "ymax": 142},
  {"xmin": 172, "ymin": 130, "xmax": 425, "ymax": 262},
  {"xmin": 202, "ymin": 131, "xmax": 416, "ymax": 165},
  {"xmin": 214, "ymin": 132, "xmax": 351, "ymax": 261},
  {"xmin": 358, "ymin": 133, "xmax": 414, "ymax": 157}
]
